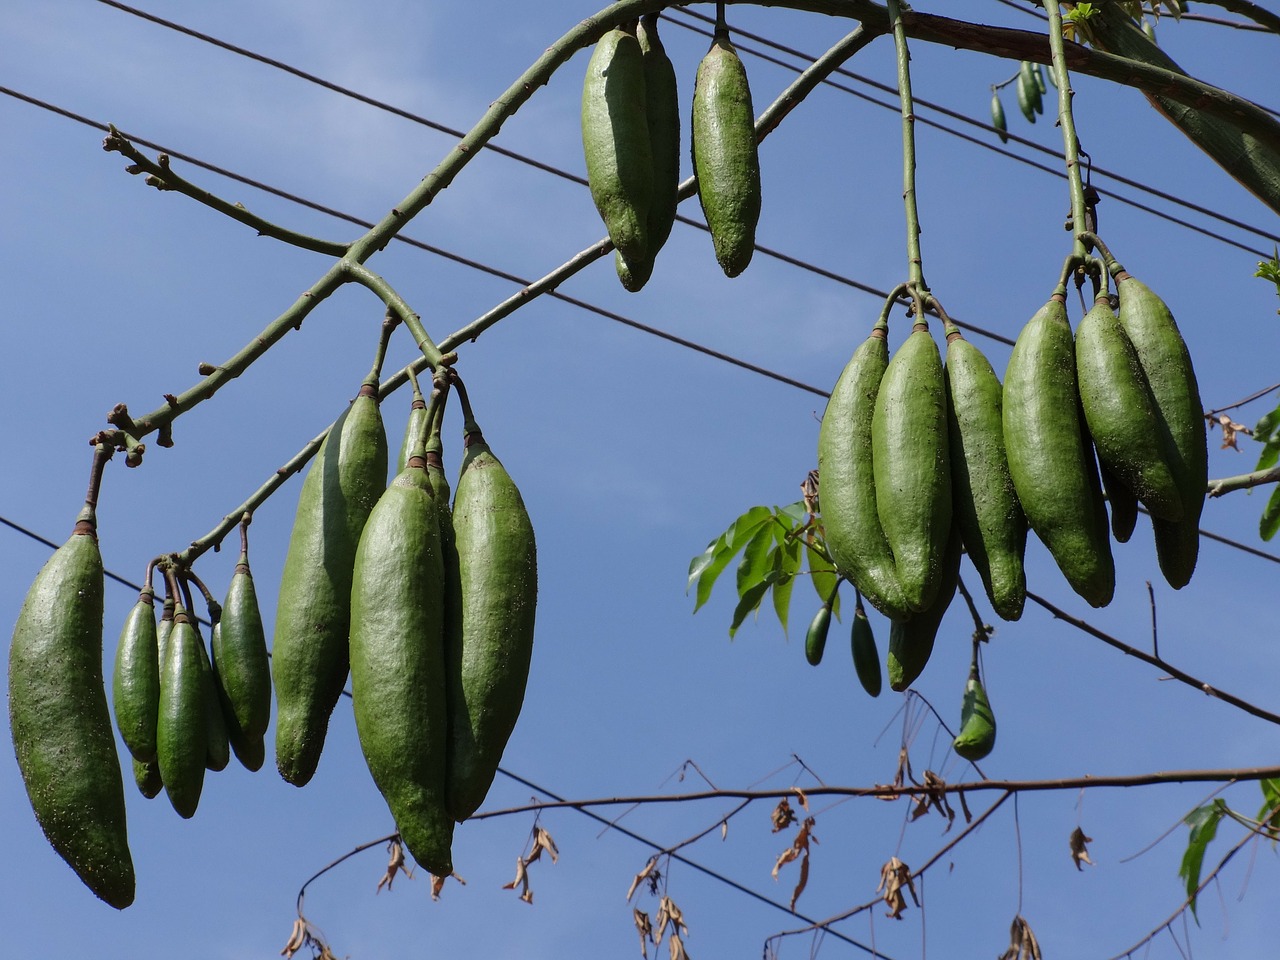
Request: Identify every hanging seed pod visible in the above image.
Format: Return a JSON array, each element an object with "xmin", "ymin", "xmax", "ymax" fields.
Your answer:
[
  {"xmin": 274, "ymin": 384, "xmax": 388, "ymax": 786},
  {"xmin": 9, "ymin": 490, "xmax": 134, "ymax": 909},
  {"xmin": 691, "ymin": 23, "xmax": 761, "ymax": 277},
  {"xmin": 1016, "ymin": 65, "xmax": 1038, "ymax": 124},
  {"xmin": 952, "ymin": 666, "xmax": 997, "ymax": 761},
  {"xmin": 1004, "ymin": 291, "xmax": 1114, "ymax": 607},
  {"xmin": 804, "ymin": 602, "xmax": 832, "ymax": 666},
  {"xmin": 192, "ymin": 616, "xmax": 230, "ymax": 773},
  {"xmin": 156, "ymin": 592, "xmax": 175, "ymax": 674},
  {"xmin": 872, "ymin": 324, "xmax": 952, "ymax": 613},
  {"xmin": 817, "ymin": 318, "xmax": 911, "ymax": 621},
  {"xmin": 132, "ymin": 757, "xmax": 163, "ymax": 800},
  {"xmin": 990, "ymin": 91, "xmax": 1009, "ymax": 144},
  {"xmin": 887, "ymin": 525, "xmax": 962, "ymax": 691},
  {"xmin": 212, "ymin": 518, "xmax": 272, "ymax": 768},
  {"xmin": 113, "ymin": 584, "xmax": 161, "ymax": 763},
  {"xmin": 1021, "ymin": 61, "xmax": 1043, "ymax": 115},
  {"xmin": 157, "ymin": 601, "xmax": 207, "ymax": 819},
  {"xmin": 850, "ymin": 598, "xmax": 882, "ymax": 698},
  {"xmin": 1100, "ymin": 461, "xmax": 1139, "ymax": 544}
]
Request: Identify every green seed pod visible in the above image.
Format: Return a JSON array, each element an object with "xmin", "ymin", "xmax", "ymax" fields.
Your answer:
[
  {"xmin": 804, "ymin": 603, "xmax": 832, "ymax": 666},
  {"xmin": 990, "ymin": 91, "xmax": 1009, "ymax": 144},
  {"xmin": 691, "ymin": 26, "xmax": 761, "ymax": 278},
  {"xmin": 113, "ymin": 585, "xmax": 161, "ymax": 763},
  {"xmin": 274, "ymin": 386, "xmax": 388, "ymax": 786},
  {"xmin": 582, "ymin": 24, "xmax": 653, "ymax": 275},
  {"xmin": 1033, "ymin": 63, "xmax": 1048, "ymax": 96},
  {"xmin": 445, "ymin": 421, "xmax": 538, "ymax": 823},
  {"xmin": 816, "ymin": 323, "xmax": 911, "ymax": 621},
  {"xmin": 193, "ymin": 618, "xmax": 230, "ymax": 773},
  {"xmin": 1100, "ymin": 461, "xmax": 1139, "ymax": 544},
  {"xmin": 1076, "ymin": 292, "xmax": 1183, "ymax": 521},
  {"xmin": 1004, "ymin": 293, "xmax": 1114, "ymax": 607},
  {"xmin": 1021, "ymin": 61, "xmax": 1044, "ymax": 115},
  {"xmin": 887, "ymin": 524, "xmax": 962, "ymax": 692},
  {"xmin": 1111, "ymin": 267, "xmax": 1207, "ymax": 588},
  {"xmin": 157, "ymin": 607, "xmax": 207, "ymax": 819},
  {"xmin": 132, "ymin": 757, "xmax": 163, "ymax": 800},
  {"xmin": 9, "ymin": 512, "xmax": 134, "ymax": 909},
  {"xmin": 872, "ymin": 326, "xmax": 952, "ymax": 613},
  {"xmin": 156, "ymin": 593, "xmax": 175, "ymax": 675},
  {"xmin": 637, "ymin": 13, "xmax": 680, "ymax": 259},
  {"xmin": 213, "ymin": 551, "xmax": 272, "ymax": 743},
  {"xmin": 850, "ymin": 600, "xmax": 882, "ymax": 698},
  {"xmin": 952, "ymin": 668, "xmax": 997, "ymax": 762},
  {"xmin": 350, "ymin": 463, "xmax": 453, "ymax": 876},
  {"xmin": 945, "ymin": 331, "xmax": 1027, "ymax": 621}
]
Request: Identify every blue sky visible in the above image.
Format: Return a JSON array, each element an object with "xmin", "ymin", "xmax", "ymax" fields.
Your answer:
[{"xmin": 3, "ymin": 1, "xmax": 1280, "ymax": 957}]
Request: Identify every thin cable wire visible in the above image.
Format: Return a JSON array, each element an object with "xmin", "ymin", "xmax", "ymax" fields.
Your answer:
[{"xmin": 92, "ymin": 0, "xmax": 1280, "ymax": 255}]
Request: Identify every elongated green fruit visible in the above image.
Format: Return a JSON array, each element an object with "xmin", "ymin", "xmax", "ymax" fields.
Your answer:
[
  {"xmin": 873, "ymin": 326, "xmax": 952, "ymax": 613},
  {"xmin": 691, "ymin": 26, "xmax": 760, "ymax": 278},
  {"xmin": 1021, "ymin": 61, "xmax": 1043, "ymax": 115},
  {"xmin": 156, "ymin": 593, "xmax": 175, "ymax": 674},
  {"xmin": 887, "ymin": 525, "xmax": 962, "ymax": 692},
  {"xmin": 397, "ymin": 386, "xmax": 430, "ymax": 475},
  {"xmin": 952, "ymin": 669, "xmax": 997, "ymax": 762},
  {"xmin": 157, "ymin": 608, "xmax": 206, "ymax": 819},
  {"xmin": 1016, "ymin": 66, "xmax": 1037, "ymax": 124},
  {"xmin": 446, "ymin": 422, "xmax": 538, "ymax": 822},
  {"xmin": 1075, "ymin": 292, "xmax": 1183, "ymax": 521},
  {"xmin": 213, "ymin": 553, "xmax": 271, "ymax": 742},
  {"xmin": 113, "ymin": 585, "xmax": 160, "ymax": 763},
  {"xmin": 274, "ymin": 386, "xmax": 388, "ymax": 786},
  {"xmin": 9, "ymin": 511, "xmax": 134, "ymax": 908},
  {"xmin": 1004, "ymin": 293, "xmax": 1114, "ymax": 607},
  {"xmin": 1100, "ymin": 461, "xmax": 1139, "ymax": 544},
  {"xmin": 582, "ymin": 25, "xmax": 653, "ymax": 276},
  {"xmin": 350, "ymin": 464, "xmax": 453, "ymax": 876},
  {"xmin": 132, "ymin": 758, "xmax": 163, "ymax": 800},
  {"xmin": 193, "ymin": 620, "xmax": 229, "ymax": 773},
  {"xmin": 817, "ymin": 325, "xmax": 911, "ymax": 621},
  {"xmin": 850, "ymin": 600, "xmax": 882, "ymax": 698},
  {"xmin": 945, "ymin": 332, "xmax": 1027, "ymax": 621},
  {"xmin": 804, "ymin": 603, "xmax": 832, "ymax": 666},
  {"xmin": 1111, "ymin": 267, "xmax": 1207, "ymax": 588},
  {"xmin": 990, "ymin": 91, "xmax": 1008, "ymax": 143}
]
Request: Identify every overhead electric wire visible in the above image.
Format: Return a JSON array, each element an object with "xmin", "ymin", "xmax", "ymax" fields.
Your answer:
[{"xmin": 93, "ymin": 0, "xmax": 1280, "ymax": 258}]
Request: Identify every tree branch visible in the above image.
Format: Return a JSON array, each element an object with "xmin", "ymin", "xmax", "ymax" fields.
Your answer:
[
  {"xmin": 1191, "ymin": 0, "xmax": 1280, "ymax": 36},
  {"xmin": 1207, "ymin": 463, "xmax": 1280, "ymax": 498}
]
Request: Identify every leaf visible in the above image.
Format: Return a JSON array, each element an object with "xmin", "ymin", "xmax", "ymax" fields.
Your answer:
[
  {"xmin": 1179, "ymin": 799, "xmax": 1225, "ymax": 920},
  {"xmin": 736, "ymin": 524, "xmax": 776, "ymax": 599},
  {"xmin": 728, "ymin": 579, "xmax": 771, "ymax": 638},
  {"xmin": 1255, "ymin": 434, "xmax": 1280, "ymax": 472},
  {"xmin": 627, "ymin": 857, "xmax": 660, "ymax": 903},
  {"xmin": 688, "ymin": 505, "xmax": 773, "ymax": 612},
  {"xmin": 770, "ymin": 534, "xmax": 803, "ymax": 636},
  {"xmin": 770, "ymin": 797, "xmax": 796, "ymax": 833},
  {"xmin": 1213, "ymin": 414, "xmax": 1251, "ymax": 451},
  {"xmin": 1069, "ymin": 826, "xmax": 1094, "ymax": 870},
  {"xmin": 634, "ymin": 909, "xmax": 653, "ymax": 959},
  {"xmin": 806, "ymin": 544, "xmax": 841, "ymax": 620},
  {"xmin": 376, "ymin": 838, "xmax": 413, "ymax": 893},
  {"xmin": 778, "ymin": 500, "xmax": 809, "ymax": 523},
  {"xmin": 1259, "ymin": 486, "xmax": 1280, "ymax": 541},
  {"xmin": 1252, "ymin": 406, "xmax": 1279, "ymax": 447},
  {"xmin": 877, "ymin": 857, "xmax": 917, "ymax": 920},
  {"xmin": 1257, "ymin": 779, "xmax": 1280, "ymax": 835}
]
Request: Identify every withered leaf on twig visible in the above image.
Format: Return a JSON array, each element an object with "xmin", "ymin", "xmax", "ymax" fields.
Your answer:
[
  {"xmin": 998, "ymin": 915, "xmax": 1043, "ymax": 960},
  {"xmin": 376, "ymin": 837, "xmax": 413, "ymax": 894},
  {"xmin": 634, "ymin": 909, "xmax": 653, "ymax": 959},
  {"xmin": 771, "ymin": 797, "xmax": 796, "ymax": 833},
  {"xmin": 529, "ymin": 826, "xmax": 560, "ymax": 864},
  {"xmin": 668, "ymin": 932, "xmax": 691, "ymax": 960},
  {"xmin": 502, "ymin": 855, "xmax": 533, "ymax": 904},
  {"xmin": 430, "ymin": 871, "xmax": 466, "ymax": 902},
  {"xmin": 1069, "ymin": 826, "xmax": 1094, "ymax": 870},
  {"xmin": 626, "ymin": 856, "xmax": 660, "ymax": 902},
  {"xmin": 1213, "ymin": 413, "xmax": 1251, "ymax": 451},
  {"xmin": 877, "ymin": 857, "xmax": 918, "ymax": 920}
]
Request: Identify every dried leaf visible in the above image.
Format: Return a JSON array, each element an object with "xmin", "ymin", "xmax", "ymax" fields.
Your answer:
[
  {"xmin": 789, "ymin": 847, "xmax": 811, "ymax": 911},
  {"xmin": 530, "ymin": 826, "xmax": 560, "ymax": 864},
  {"xmin": 634, "ymin": 909, "xmax": 653, "ymax": 959},
  {"xmin": 771, "ymin": 797, "xmax": 796, "ymax": 833},
  {"xmin": 502, "ymin": 856, "xmax": 532, "ymax": 903},
  {"xmin": 877, "ymin": 857, "xmax": 917, "ymax": 920},
  {"xmin": 376, "ymin": 838, "xmax": 414, "ymax": 893},
  {"xmin": 627, "ymin": 857, "xmax": 660, "ymax": 902},
  {"xmin": 772, "ymin": 817, "xmax": 816, "ymax": 879},
  {"xmin": 802, "ymin": 469, "xmax": 820, "ymax": 518},
  {"xmin": 793, "ymin": 786, "xmax": 810, "ymax": 811},
  {"xmin": 721, "ymin": 820, "xmax": 728, "ymax": 841},
  {"xmin": 430, "ymin": 871, "xmax": 466, "ymax": 901},
  {"xmin": 999, "ymin": 915, "xmax": 1042, "ymax": 960},
  {"xmin": 909, "ymin": 796, "xmax": 931, "ymax": 821},
  {"xmin": 1214, "ymin": 413, "xmax": 1252, "ymax": 451},
  {"xmin": 1069, "ymin": 826, "xmax": 1095, "ymax": 870},
  {"xmin": 280, "ymin": 918, "xmax": 307, "ymax": 958},
  {"xmin": 669, "ymin": 932, "xmax": 691, "ymax": 960}
]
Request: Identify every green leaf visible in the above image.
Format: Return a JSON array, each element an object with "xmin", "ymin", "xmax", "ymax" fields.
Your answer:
[
  {"xmin": 1253, "ymin": 407, "xmax": 1280, "ymax": 448},
  {"xmin": 729, "ymin": 579, "xmax": 772, "ymax": 638},
  {"xmin": 736, "ymin": 524, "xmax": 776, "ymax": 600},
  {"xmin": 771, "ymin": 534, "xmax": 804, "ymax": 637},
  {"xmin": 807, "ymin": 544, "xmax": 841, "ymax": 621},
  {"xmin": 1257, "ymin": 779, "xmax": 1280, "ymax": 836},
  {"xmin": 1179, "ymin": 799, "xmax": 1225, "ymax": 921},
  {"xmin": 1259, "ymin": 486, "xmax": 1280, "ymax": 541},
  {"xmin": 689, "ymin": 505, "xmax": 773, "ymax": 612}
]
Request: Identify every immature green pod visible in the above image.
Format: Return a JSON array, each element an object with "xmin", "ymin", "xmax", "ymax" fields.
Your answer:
[
  {"xmin": 691, "ymin": 26, "xmax": 761, "ymax": 278},
  {"xmin": 1004, "ymin": 294, "xmax": 1114, "ymax": 607},
  {"xmin": 213, "ymin": 551, "xmax": 272, "ymax": 745},
  {"xmin": 1075, "ymin": 292, "xmax": 1183, "ymax": 521},
  {"xmin": 952, "ymin": 669, "xmax": 997, "ymax": 762},
  {"xmin": 193, "ymin": 619, "xmax": 230, "ymax": 773},
  {"xmin": 445, "ymin": 423, "xmax": 538, "ymax": 822},
  {"xmin": 1016, "ymin": 66, "xmax": 1037, "ymax": 124},
  {"xmin": 132, "ymin": 758, "xmax": 163, "ymax": 800},
  {"xmin": 873, "ymin": 326, "xmax": 952, "ymax": 613},
  {"xmin": 274, "ymin": 386, "xmax": 388, "ymax": 786},
  {"xmin": 113, "ymin": 585, "xmax": 161, "ymax": 763},
  {"xmin": 156, "ymin": 593, "xmax": 175, "ymax": 673},
  {"xmin": 350, "ymin": 463, "xmax": 453, "ymax": 876},
  {"xmin": 9, "ymin": 512, "xmax": 134, "ymax": 908},
  {"xmin": 990, "ymin": 91, "xmax": 1009, "ymax": 144},
  {"xmin": 887, "ymin": 525, "xmax": 962, "ymax": 692},
  {"xmin": 1111, "ymin": 268, "xmax": 1207, "ymax": 588},
  {"xmin": 850, "ymin": 600, "xmax": 882, "ymax": 698},
  {"xmin": 582, "ymin": 25, "xmax": 653, "ymax": 276},
  {"xmin": 157, "ymin": 608, "xmax": 207, "ymax": 820},
  {"xmin": 804, "ymin": 603, "xmax": 832, "ymax": 666},
  {"xmin": 1020, "ymin": 61, "xmax": 1043, "ymax": 116},
  {"xmin": 1100, "ymin": 461, "xmax": 1139, "ymax": 544},
  {"xmin": 816, "ymin": 324, "xmax": 911, "ymax": 621},
  {"xmin": 945, "ymin": 332, "xmax": 1027, "ymax": 621}
]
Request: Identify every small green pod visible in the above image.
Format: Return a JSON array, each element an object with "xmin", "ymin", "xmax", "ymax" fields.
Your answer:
[
  {"xmin": 113, "ymin": 585, "xmax": 161, "ymax": 763},
  {"xmin": 1021, "ymin": 61, "xmax": 1043, "ymax": 115},
  {"xmin": 850, "ymin": 600, "xmax": 882, "ymax": 698},
  {"xmin": 804, "ymin": 603, "xmax": 832, "ymax": 666},
  {"xmin": 156, "ymin": 593, "xmax": 175, "ymax": 674},
  {"xmin": 945, "ymin": 332, "xmax": 1027, "ymax": 621},
  {"xmin": 990, "ymin": 91, "xmax": 1008, "ymax": 143},
  {"xmin": 193, "ymin": 619, "xmax": 230, "ymax": 773},
  {"xmin": 1004, "ymin": 293, "xmax": 1114, "ymax": 607},
  {"xmin": 691, "ymin": 26, "xmax": 761, "ymax": 278},
  {"xmin": 887, "ymin": 525, "xmax": 962, "ymax": 692},
  {"xmin": 157, "ymin": 609, "xmax": 207, "ymax": 820},
  {"xmin": 227, "ymin": 723, "xmax": 266, "ymax": 773},
  {"xmin": 1016, "ymin": 67, "xmax": 1037, "ymax": 124},
  {"xmin": 213, "ymin": 553, "xmax": 272, "ymax": 742},
  {"xmin": 132, "ymin": 757, "xmax": 163, "ymax": 800},
  {"xmin": 952, "ymin": 669, "xmax": 997, "ymax": 762},
  {"xmin": 872, "ymin": 326, "xmax": 952, "ymax": 613},
  {"xmin": 350, "ymin": 464, "xmax": 454, "ymax": 876},
  {"xmin": 1100, "ymin": 461, "xmax": 1139, "ymax": 544},
  {"xmin": 9, "ymin": 513, "xmax": 134, "ymax": 909},
  {"xmin": 817, "ymin": 325, "xmax": 911, "ymax": 621},
  {"xmin": 1075, "ymin": 292, "xmax": 1183, "ymax": 521}
]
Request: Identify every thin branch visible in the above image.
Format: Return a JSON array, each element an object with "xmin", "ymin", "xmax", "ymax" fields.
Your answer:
[
  {"xmin": 1206, "ymin": 379, "xmax": 1280, "ymax": 417},
  {"xmin": 295, "ymin": 832, "xmax": 398, "ymax": 914},
  {"xmin": 1206, "ymin": 463, "xmax": 1280, "ymax": 498},
  {"xmin": 1191, "ymin": 0, "xmax": 1280, "ymax": 35}
]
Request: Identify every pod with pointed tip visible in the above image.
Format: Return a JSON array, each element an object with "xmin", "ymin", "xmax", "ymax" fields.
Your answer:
[
  {"xmin": 1100, "ymin": 461, "xmax": 1139, "ymax": 544},
  {"xmin": 945, "ymin": 331, "xmax": 1027, "ymax": 621},
  {"xmin": 873, "ymin": 326, "xmax": 952, "ymax": 613},
  {"xmin": 157, "ymin": 607, "xmax": 207, "ymax": 819},
  {"xmin": 1075, "ymin": 292, "xmax": 1182, "ymax": 521},
  {"xmin": 213, "ymin": 552, "xmax": 272, "ymax": 748},
  {"xmin": 691, "ymin": 26, "xmax": 760, "ymax": 278},
  {"xmin": 804, "ymin": 603, "xmax": 832, "ymax": 666},
  {"xmin": 132, "ymin": 757, "xmax": 163, "ymax": 799},
  {"xmin": 193, "ymin": 619, "xmax": 230, "ymax": 773},
  {"xmin": 952, "ymin": 669, "xmax": 997, "ymax": 762},
  {"xmin": 1003, "ymin": 293, "xmax": 1114, "ymax": 607},
  {"xmin": 273, "ymin": 387, "xmax": 388, "ymax": 786},
  {"xmin": 887, "ymin": 525, "xmax": 962, "ymax": 692},
  {"xmin": 990, "ymin": 91, "xmax": 1008, "ymax": 143},
  {"xmin": 817, "ymin": 325, "xmax": 911, "ymax": 621},
  {"xmin": 9, "ymin": 513, "xmax": 135, "ymax": 908},
  {"xmin": 850, "ymin": 600, "xmax": 882, "ymax": 698},
  {"xmin": 113, "ymin": 586, "xmax": 161, "ymax": 763},
  {"xmin": 350, "ymin": 463, "xmax": 454, "ymax": 876}
]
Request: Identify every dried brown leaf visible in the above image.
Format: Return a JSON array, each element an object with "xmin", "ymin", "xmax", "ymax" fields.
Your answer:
[
  {"xmin": 280, "ymin": 918, "xmax": 307, "ymax": 958},
  {"xmin": 502, "ymin": 855, "xmax": 533, "ymax": 904},
  {"xmin": 530, "ymin": 826, "xmax": 560, "ymax": 864},
  {"xmin": 789, "ymin": 847, "xmax": 811, "ymax": 912},
  {"xmin": 669, "ymin": 932, "xmax": 691, "ymax": 960},
  {"xmin": 1214, "ymin": 413, "xmax": 1252, "ymax": 451},
  {"xmin": 793, "ymin": 786, "xmax": 810, "ymax": 811},
  {"xmin": 771, "ymin": 797, "xmax": 796, "ymax": 833},
  {"xmin": 877, "ymin": 857, "xmax": 917, "ymax": 920},
  {"xmin": 721, "ymin": 820, "xmax": 728, "ymax": 841},
  {"xmin": 429, "ymin": 871, "xmax": 465, "ymax": 901},
  {"xmin": 909, "ymin": 796, "xmax": 931, "ymax": 821},
  {"xmin": 999, "ymin": 915, "xmax": 1042, "ymax": 960},
  {"xmin": 634, "ymin": 909, "xmax": 653, "ymax": 959},
  {"xmin": 772, "ymin": 817, "xmax": 816, "ymax": 880},
  {"xmin": 627, "ymin": 857, "xmax": 660, "ymax": 902},
  {"xmin": 376, "ymin": 838, "xmax": 414, "ymax": 894},
  {"xmin": 1069, "ymin": 826, "xmax": 1095, "ymax": 870}
]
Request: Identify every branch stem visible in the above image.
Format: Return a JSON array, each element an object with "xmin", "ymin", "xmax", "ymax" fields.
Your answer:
[
  {"xmin": 886, "ymin": 0, "xmax": 927, "ymax": 292},
  {"xmin": 1044, "ymin": 4, "xmax": 1088, "ymax": 260}
]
